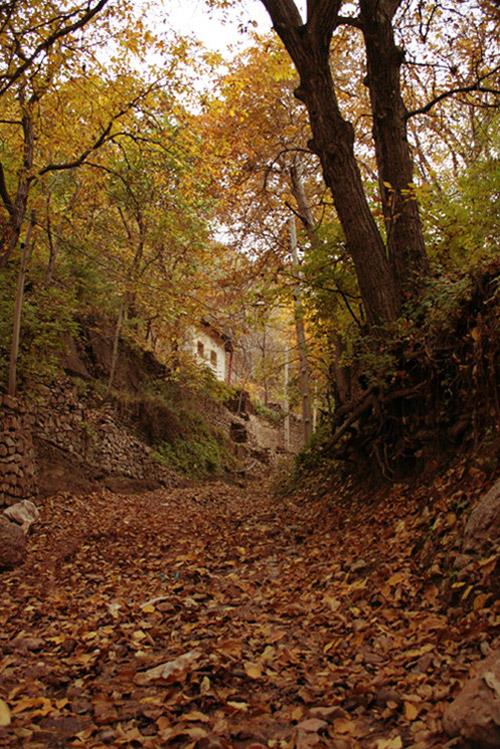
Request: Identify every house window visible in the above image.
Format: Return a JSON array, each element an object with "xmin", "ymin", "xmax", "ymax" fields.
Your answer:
[
  {"xmin": 210, "ymin": 350, "xmax": 217, "ymax": 367},
  {"xmin": 197, "ymin": 341, "xmax": 204, "ymax": 357}
]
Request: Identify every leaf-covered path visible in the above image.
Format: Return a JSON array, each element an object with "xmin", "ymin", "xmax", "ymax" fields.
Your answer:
[{"xmin": 0, "ymin": 477, "xmax": 496, "ymax": 748}]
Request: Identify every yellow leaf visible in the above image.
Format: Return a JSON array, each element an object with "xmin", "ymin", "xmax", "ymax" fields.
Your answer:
[
  {"xmin": 377, "ymin": 738, "xmax": 403, "ymax": 749},
  {"xmin": 184, "ymin": 727, "xmax": 208, "ymax": 739},
  {"xmin": 387, "ymin": 572, "xmax": 406, "ymax": 586},
  {"xmin": 405, "ymin": 643, "xmax": 433, "ymax": 659},
  {"xmin": 462, "ymin": 585, "xmax": 474, "ymax": 600},
  {"xmin": 11, "ymin": 697, "xmax": 47, "ymax": 715},
  {"xmin": 333, "ymin": 717, "xmax": 356, "ymax": 734},
  {"xmin": 446, "ymin": 512, "xmax": 457, "ymax": 527},
  {"xmin": 244, "ymin": 661, "xmax": 262, "ymax": 679},
  {"xmin": 323, "ymin": 595, "xmax": 341, "ymax": 611},
  {"xmin": 478, "ymin": 555, "xmax": 497, "ymax": 567},
  {"xmin": 260, "ymin": 645, "xmax": 275, "ymax": 662},
  {"xmin": 227, "ymin": 701, "xmax": 248, "ymax": 711},
  {"xmin": 473, "ymin": 593, "xmax": 490, "ymax": 610},
  {"xmin": 141, "ymin": 603, "xmax": 156, "ymax": 614},
  {"xmin": 184, "ymin": 710, "xmax": 210, "ymax": 722},
  {"xmin": 0, "ymin": 699, "xmax": 11, "ymax": 727},
  {"xmin": 404, "ymin": 701, "xmax": 419, "ymax": 720}
]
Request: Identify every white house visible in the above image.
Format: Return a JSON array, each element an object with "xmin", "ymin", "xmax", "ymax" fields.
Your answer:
[{"xmin": 186, "ymin": 320, "xmax": 234, "ymax": 384}]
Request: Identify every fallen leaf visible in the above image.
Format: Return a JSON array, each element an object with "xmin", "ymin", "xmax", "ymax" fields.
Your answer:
[
  {"xmin": 134, "ymin": 649, "xmax": 201, "ymax": 685},
  {"xmin": 333, "ymin": 717, "xmax": 356, "ymax": 734},
  {"xmin": 0, "ymin": 699, "xmax": 11, "ymax": 727},
  {"xmin": 297, "ymin": 717, "xmax": 328, "ymax": 732},
  {"xmin": 483, "ymin": 671, "xmax": 500, "ymax": 696},
  {"xmin": 244, "ymin": 661, "xmax": 262, "ymax": 679},
  {"xmin": 376, "ymin": 738, "xmax": 403, "ymax": 749},
  {"xmin": 404, "ymin": 701, "xmax": 419, "ymax": 720},
  {"xmin": 227, "ymin": 701, "xmax": 249, "ymax": 711}
]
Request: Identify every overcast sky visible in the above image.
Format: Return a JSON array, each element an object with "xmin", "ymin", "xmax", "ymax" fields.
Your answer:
[{"xmin": 161, "ymin": 0, "xmax": 273, "ymax": 53}]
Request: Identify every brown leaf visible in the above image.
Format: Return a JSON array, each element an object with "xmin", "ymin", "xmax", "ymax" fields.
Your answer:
[
  {"xmin": 297, "ymin": 717, "xmax": 328, "ymax": 732},
  {"xmin": 244, "ymin": 661, "xmax": 262, "ymax": 679}
]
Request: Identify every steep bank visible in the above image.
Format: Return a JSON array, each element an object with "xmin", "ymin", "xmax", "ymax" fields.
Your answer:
[{"xmin": 0, "ymin": 322, "xmax": 300, "ymax": 505}]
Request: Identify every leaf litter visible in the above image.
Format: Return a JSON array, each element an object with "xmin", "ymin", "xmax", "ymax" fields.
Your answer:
[{"xmin": 0, "ymin": 460, "xmax": 498, "ymax": 748}]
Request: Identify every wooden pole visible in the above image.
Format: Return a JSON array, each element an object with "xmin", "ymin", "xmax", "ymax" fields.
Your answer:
[
  {"xmin": 290, "ymin": 216, "xmax": 313, "ymax": 444},
  {"xmin": 106, "ymin": 297, "xmax": 126, "ymax": 398},
  {"xmin": 283, "ymin": 346, "xmax": 290, "ymax": 451},
  {"xmin": 8, "ymin": 213, "xmax": 35, "ymax": 397}
]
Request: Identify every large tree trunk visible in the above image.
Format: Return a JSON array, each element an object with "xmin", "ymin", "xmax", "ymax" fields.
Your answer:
[
  {"xmin": 261, "ymin": 0, "xmax": 400, "ymax": 325},
  {"xmin": 298, "ymin": 57, "xmax": 401, "ymax": 325},
  {"xmin": 360, "ymin": 0, "xmax": 429, "ymax": 290}
]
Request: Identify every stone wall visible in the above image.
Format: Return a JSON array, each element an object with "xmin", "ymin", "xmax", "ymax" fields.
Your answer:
[
  {"xmin": 0, "ymin": 378, "xmax": 300, "ymax": 504},
  {"xmin": 0, "ymin": 381, "xmax": 181, "ymax": 506},
  {"xmin": 35, "ymin": 380, "xmax": 182, "ymax": 492},
  {"xmin": 0, "ymin": 395, "xmax": 37, "ymax": 507}
]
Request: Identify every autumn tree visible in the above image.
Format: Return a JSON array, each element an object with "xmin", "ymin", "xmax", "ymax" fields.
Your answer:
[{"xmin": 216, "ymin": 0, "xmax": 498, "ymax": 327}]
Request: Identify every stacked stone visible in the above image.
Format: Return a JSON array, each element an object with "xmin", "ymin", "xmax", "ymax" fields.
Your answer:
[
  {"xmin": 0, "ymin": 395, "xmax": 37, "ymax": 507},
  {"xmin": 32, "ymin": 379, "xmax": 180, "ymax": 486},
  {"xmin": 33, "ymin": 382, "xmax": 87, "ymax": 456}
]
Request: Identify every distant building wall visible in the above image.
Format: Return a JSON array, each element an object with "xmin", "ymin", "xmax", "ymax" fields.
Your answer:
[{"xmin": 186, "ymin": 327, "xmax": 228, "ymax": 383}]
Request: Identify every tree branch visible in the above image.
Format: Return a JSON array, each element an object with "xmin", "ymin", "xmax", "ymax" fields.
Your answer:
[
  {"xmin": 39, "ymin": 81, "xmax": 162, "ymax": 176},
  {"xmin": 406, "ymin": 68, "xmax": 500, "ymax": 119},
  {"xmin": 39, "ymin": 120, "xmax": 113, "ymax": 175},
  {"xmin": 0, "ymin": 160, "xmax": 14, "ymax": 214},
  {"xmin": 307, "ymin": 0, "xmax": 343, "ymax": 45},
  {"xmin": 336, "ymin": 14, "xmax": 363, "ymax": 30},
  {"xmin": 0, "ymin": 0, "xmax": 110, "ymax": 98},
  {"xmin": 260, "ymin": 0, "xmax": 304, "ymax": 30}
]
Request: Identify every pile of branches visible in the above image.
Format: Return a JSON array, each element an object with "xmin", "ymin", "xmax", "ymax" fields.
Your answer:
[{"xmin": 327, "ymin": 262, "xmax": 499, "ymax": 481}]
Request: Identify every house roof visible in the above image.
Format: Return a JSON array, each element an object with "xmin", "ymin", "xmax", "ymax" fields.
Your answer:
[{"xmin": 200, "ymin": 318, "xmax": 233, "ymax": 353}]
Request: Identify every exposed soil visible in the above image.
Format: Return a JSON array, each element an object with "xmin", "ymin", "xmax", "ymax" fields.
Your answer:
[
  {"xmin": 34, "ymin": 442, "xmax": 166, "ymax": 497},
  {"xmin": 0, "ymin": 464, "xmax": 497, "ymax": 748}
]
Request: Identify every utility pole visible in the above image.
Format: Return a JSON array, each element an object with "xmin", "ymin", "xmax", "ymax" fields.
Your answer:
[{"xmin": 290, "ymin": 216, "xmax": 313, "ymax": 444}]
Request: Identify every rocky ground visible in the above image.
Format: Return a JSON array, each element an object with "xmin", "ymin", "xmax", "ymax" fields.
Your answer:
[{"xmin": 0, "ymin": 464, "xmax": 498, "ymax": 748}]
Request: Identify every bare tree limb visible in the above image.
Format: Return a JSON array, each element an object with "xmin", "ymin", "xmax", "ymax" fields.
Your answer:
[
  {"xmin": 406, "ymin": 67, "xmax": 500, "ymax": 119},
  {"xmin": 0, "ymin": 0, "xmax": 110, "ymax": 98},
  {"xmin": 39, "ymin": 81, "xmax": 162, "ymax": 175}
]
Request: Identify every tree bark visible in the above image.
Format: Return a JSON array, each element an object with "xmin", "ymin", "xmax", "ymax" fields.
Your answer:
[
  {"xmin": 0, "ymin": 93, "xmax": 35, "ymax": 268},
  {"xmin": 359, "ymin": 0, "xmax": 429, "ymax": 290},
  {"xmin": 261, "ymin": 0, "xmax": 401, "ymax": 325}
]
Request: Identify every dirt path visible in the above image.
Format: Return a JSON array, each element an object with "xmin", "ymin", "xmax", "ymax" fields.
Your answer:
[{"xmin": 0, "ymin": 479, "xmax": 494, "ymax": 748}]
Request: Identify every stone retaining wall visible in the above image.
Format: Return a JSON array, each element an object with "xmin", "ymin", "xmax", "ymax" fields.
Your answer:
[
  {"xmin": 0, "ymin": 396, "xmax": 37, "ymax": 507},
  {"xmin": 1, "ymin": 378, "xmax": 300, "ymax": 505},
  {"xmin": 0, "ymin": 381, "xmax": 180, "ymax": 506}
]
